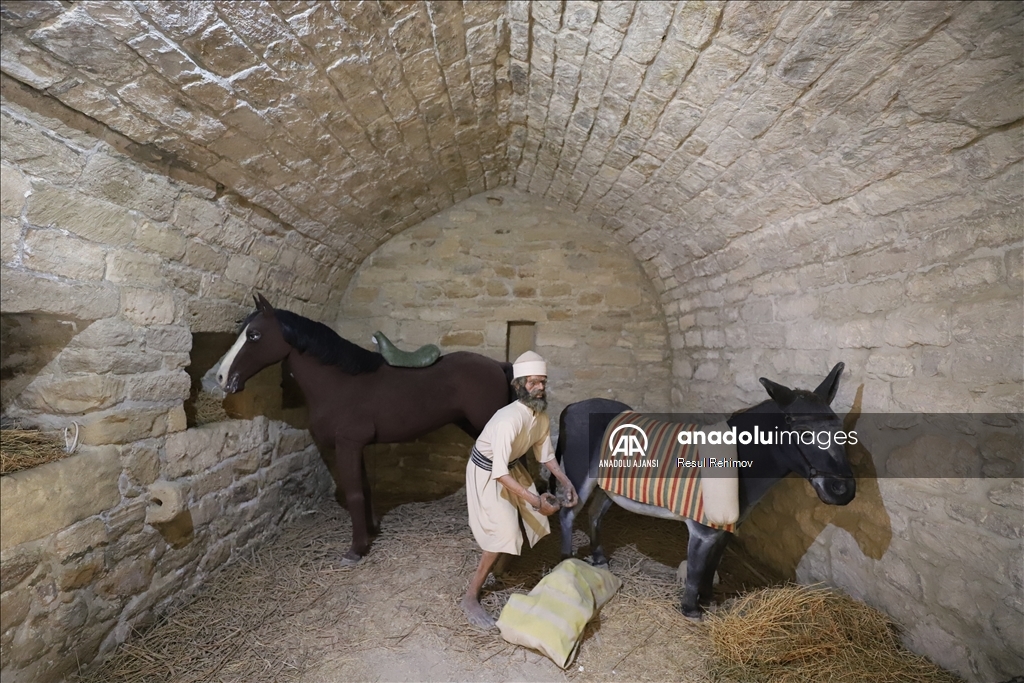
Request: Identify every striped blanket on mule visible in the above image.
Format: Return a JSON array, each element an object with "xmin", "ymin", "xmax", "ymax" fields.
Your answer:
[{"xmin": 597, "ymin": 412, "xmax": 738, "ymax": 532}]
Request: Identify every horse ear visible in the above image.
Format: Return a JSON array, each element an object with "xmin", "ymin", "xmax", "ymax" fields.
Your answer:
[
  {"xmin": 254, "ymin": 293, "xmax": 273, "ymax": 313},
  {"xmin": 759, "ymin": 377, "xmax": 796, "ymax": 406},
  {"xmin": 813, "ymin": 362, "xmax": 845, "ymax": 405}
]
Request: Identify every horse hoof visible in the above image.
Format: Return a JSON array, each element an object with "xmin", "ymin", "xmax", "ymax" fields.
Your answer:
[
  {"xmin": 336, "ymin": 551, "xmax": 364, "ymax": 567},
  {"xmin": 681, "ymin": 607, "xmax": 704, "ymax": 621}
]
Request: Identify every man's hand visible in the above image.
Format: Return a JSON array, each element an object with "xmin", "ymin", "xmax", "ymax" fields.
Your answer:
[
  {"xmin": 537, "ymin": 492, "xmax": 560, "ymax": 516},
  {"xmin": 560, "ymin": 483, "xmax": 579, "ymax": 508}
]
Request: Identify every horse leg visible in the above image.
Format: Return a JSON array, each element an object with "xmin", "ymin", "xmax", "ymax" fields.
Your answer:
[
  {"xmin": 587, "ymin": 488, "xmax": 615, "ymax": 568},
  {"xmin": 333, "ymin": 438, "xmax": 373, "ymax": 565},
  {"xmin": 681, "ymin": 521, "xmax": 729, "ymax": 619},
  {"xmin": 360, "ymin": 455, "xmax": 379, "ymax": 537}
]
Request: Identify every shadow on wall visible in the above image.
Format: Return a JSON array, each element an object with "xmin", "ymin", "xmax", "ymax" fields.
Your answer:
[
  {"xmin": 0, "ymin": 313, "xmax": 91, "ymax": 417},
  {"xmin": 735, "ymin": 384, "xmax": 894, "ymax": 577}
]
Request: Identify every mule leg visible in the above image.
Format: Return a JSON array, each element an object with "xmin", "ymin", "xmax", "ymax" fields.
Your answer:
[
  {"xmin": 681, "ymin": 521, "xmax": 730, "ymax": 618},
  {"xmin": 334, "ymin": 438, "xmax": 372, "ymax": 565},
  {"xmin": 587, "ymin": 488, "xmax": 614, "ymax": 567},
  {"xmin": 559, "ymin": 476, "xmax": 595, "ymax": 559},
  {"xmin": 697, "ymin": 534, "xmax": 731, "ymax": 609}
]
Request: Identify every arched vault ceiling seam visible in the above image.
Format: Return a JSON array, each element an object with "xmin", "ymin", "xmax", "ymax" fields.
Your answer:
[{"xmin": 0, "ymin": 0, "xmax": 1020, "ymax": 290}]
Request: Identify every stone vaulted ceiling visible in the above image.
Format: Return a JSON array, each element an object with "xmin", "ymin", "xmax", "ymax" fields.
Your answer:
[{"xmin": 1, "ymin": 0, "xmax": 1021, "ymax": 299}]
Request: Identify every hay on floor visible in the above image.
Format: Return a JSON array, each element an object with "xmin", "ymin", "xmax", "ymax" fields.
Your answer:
[
  {"xmin": 0, "ymin": 428, "xmax": 67, "ymax": 475},
  {"xmin": 703, "ymin": 584, "xmax": 963, "ymax": 683},
  {"xmin": 71, "ymin": 492, "xmax": 721, "ymax": 683},
  {"xmin": 69, "ymin": 491, "xmax": 963, "ymax": 683}
]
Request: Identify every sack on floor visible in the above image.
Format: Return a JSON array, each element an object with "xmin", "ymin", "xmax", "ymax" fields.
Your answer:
[{"xmin": 496, "ymin": 558, "xmax": 621, "ymax": 668}]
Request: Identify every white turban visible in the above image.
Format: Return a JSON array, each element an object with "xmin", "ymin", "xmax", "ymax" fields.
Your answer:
[{"xmin": 512, "ymin": 351, "xmax": 547, "ymax": 379}]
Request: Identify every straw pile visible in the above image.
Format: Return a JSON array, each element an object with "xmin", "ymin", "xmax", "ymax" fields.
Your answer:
[
  {"xmin": 193, "ymin": 391, "xmax": 228, "ymax": 425},
  {"xmin": 703, "ymin": 584, "xmax": 963, "ymax": 683},
  {"xmin": 0, "ymin": 428, "xmax": 67, "ymax": 475}
]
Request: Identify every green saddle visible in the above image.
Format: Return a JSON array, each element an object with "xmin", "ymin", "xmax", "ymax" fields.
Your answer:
[{"xmin": 372, "ymin": 331, "xmax": 441, "ymax": 368}]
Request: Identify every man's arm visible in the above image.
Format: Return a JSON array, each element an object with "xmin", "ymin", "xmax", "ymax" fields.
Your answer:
[
  {"xmin": 541, "ymin": 459, "xmax": 578, "ymax": 507},
  {"xmin": 495, "ymin": 474, "xmax": 560, "ymax": 516}
]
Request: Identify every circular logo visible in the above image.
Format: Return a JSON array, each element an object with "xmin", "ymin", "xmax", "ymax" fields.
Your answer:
[{"xmin": 608, "ymin": 423, "xmax": 649, "ymax": 457}]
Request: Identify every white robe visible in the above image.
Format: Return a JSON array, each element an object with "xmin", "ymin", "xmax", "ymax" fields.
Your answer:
[{"xmin": 466, "ymin": 401, "xmax": 556, "ymax": 554}]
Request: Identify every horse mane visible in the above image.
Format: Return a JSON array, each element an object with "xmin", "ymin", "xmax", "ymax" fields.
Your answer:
[
  {"xmin": 242, "ymin": 308, "xmax": 385, "ymax": 375},
  {"xmin": 730, "ymin": 389, "xmax": 823, "ymax": 417}
]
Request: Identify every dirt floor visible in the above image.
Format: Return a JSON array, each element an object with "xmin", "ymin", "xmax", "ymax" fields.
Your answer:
[{"xmin": 74, "ymin": 488, "xmax": 777, "ymax": 683}]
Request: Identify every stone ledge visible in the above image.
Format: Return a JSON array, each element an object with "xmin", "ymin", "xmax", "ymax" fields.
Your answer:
[{"xmin": 0, "ymin": 446, "xmax": 121, "ymax": 551}]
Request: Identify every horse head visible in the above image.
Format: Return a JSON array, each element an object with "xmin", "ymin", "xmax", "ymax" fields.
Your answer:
[
  {"xmin": 757, "ymin": 362, "xmax": 856, "ymax": 506},
  {"xmin": 217, "ymin": 294, "xmax": 291, "ymax": 394}
]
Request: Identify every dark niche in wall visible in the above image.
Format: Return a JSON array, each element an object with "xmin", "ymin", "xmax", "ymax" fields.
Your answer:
[{"xmin": 184, "ymin": 332, "xmax": 307, "ymax": 429}]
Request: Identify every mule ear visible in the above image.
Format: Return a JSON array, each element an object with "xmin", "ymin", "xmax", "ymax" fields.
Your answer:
[
  {"xmin": 759, "ymin": 377, "xmax": 796, "ymax": 406},
  {"xmin": 813, "ymin": 362, "xmax": 845, "ymax": 405},
  {"xmin": 254, "ymin": 292, "xmax": 273, "ymax": 313}
]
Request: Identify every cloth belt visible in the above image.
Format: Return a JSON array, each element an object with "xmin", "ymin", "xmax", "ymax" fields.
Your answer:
[{"xmin": 471, "ymin": 446, "xmax": 525, "ymax": 473}]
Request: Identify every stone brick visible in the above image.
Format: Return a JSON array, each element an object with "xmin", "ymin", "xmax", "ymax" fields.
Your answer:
[
  {"xmin": 26, "ymin": 185, "xmax": 137, "ymax": 246},
  {"xmin": 106, "ymin": 249, "xmax": 166, "ymax": 287},
  {"xmin": 117, "ymin": 75, "xmax": 224, "ymax": 143},
  {"xmin": 28, "ymin": 6, "xmax": 147, "ymax": 84},
  {"xmin": 182, "ymin": 20, "xmax": 259, "ymax": 77},
  {"xmin": 717, "ymin": 0, "xmax": 784, "ymax": 55},
  {"xmin": 1, "ymin": 216, "xmax": 19, "ymax": 264},
  {"xmin": 183, "ymin": 238, "xmax": 229, "ymax": 273},
  {"xmin": 0, "ymin": 446, "xmax": 121, "ymax": 550},
  {"xmin": 676, "ymin": 44, "xmax": 750, "ymax": 107},
  {"xmin": 127, "ymin": 31, "xmax": 203, "ymax": 86},
  {"xmin": 145, "ymin": 325, "xmax": 192, "ymax": 353},
  {"xmin": 0, "ymin": 164, "xmax": 29, "ymax": 217},
  {"xmin": 883, "ymin": 305, "xmax": 951, "ymax": 348},
  {"xmin": 133, "ymin": 221, "xmax": 187, "ymax": 260},
  {"xmin": 2, "ymin": 2, "xmax": 61, "ymax": 30},
  {"xmin": 121, "ymin": 288, "xmax": 175, "ymax": 326},
  {"xmin": 1, "ymin": 268, "xmax": 120, "ymax": 319},
  {"xmin": 187, "ymin": 298, "xmax": 248, "ymax": 333},
  {"xmin": 18, "ymin": 374, "xmax": 124, "ymax": 414},
  {"xmin": 163, "ymin": 423, "xmax": 232, "ymax": 478},
  {"xmin": 79, "ymin": 154, "xmax": 179, "ymax": 221},
  {"xmin": 124, "ymin": 371, "xmax": 191, "ymax": 403},
  {"xmin": 79, "ymin": 408, "xmax": 171, "ymax": 446},
  {"xmin": 58, "ymin": 347, "xmax": 161, "ymax": 375},
  {"xmin": 0, "ymin": 114, "xmax": 76, "ymax": 181},
  {"xmin": 70, "ymin": 318, "xmax": 135, "ymax": 349},
  {"xmin": 23, "ymin": 229, "xmax": 107, "ymax": 281}
]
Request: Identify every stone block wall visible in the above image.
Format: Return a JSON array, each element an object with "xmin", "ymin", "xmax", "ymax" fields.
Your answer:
[
  {"xmin": 0, "ymin": 0, "xmax": 512, "ymax": 270},
  {"xmin": 0, "ymin": 92, "xmax": 337, "ymax": 681},
  {"xmin": 0, "ymin": 419, "xmax": 329, "ymax": 682},
  {"xmin": 336, "ymin": 187, "xmax": 672, "ymax": 492}
]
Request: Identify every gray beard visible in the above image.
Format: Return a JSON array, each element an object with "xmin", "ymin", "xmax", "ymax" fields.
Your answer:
[{"xmin": 515, "ymin": 384, "xmax": 547, "ymax": 413}]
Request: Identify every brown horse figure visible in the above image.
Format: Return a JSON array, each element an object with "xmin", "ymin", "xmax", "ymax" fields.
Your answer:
[{"xmin": 217, "ymin": 294, "xmax": 513, "ymax": 564}]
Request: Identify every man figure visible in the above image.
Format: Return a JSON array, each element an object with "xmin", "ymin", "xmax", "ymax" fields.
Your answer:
[{"xmin": 462, "ymin": 351, "xmax": 579, "ymax": 628}]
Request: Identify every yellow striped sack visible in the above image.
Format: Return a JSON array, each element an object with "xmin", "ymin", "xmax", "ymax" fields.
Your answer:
[{"xmin": 496, "ymin": 559, "xmax": 622, "ymax": 669}]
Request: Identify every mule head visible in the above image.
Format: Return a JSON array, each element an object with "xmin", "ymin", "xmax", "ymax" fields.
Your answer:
[
  {"xmin": 216, "ymin": 294, "xmax": 291, "ymax": 394},
  {"xmin": 759, "ymin": 362, "xmax": 856, "ymax": 506}
]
